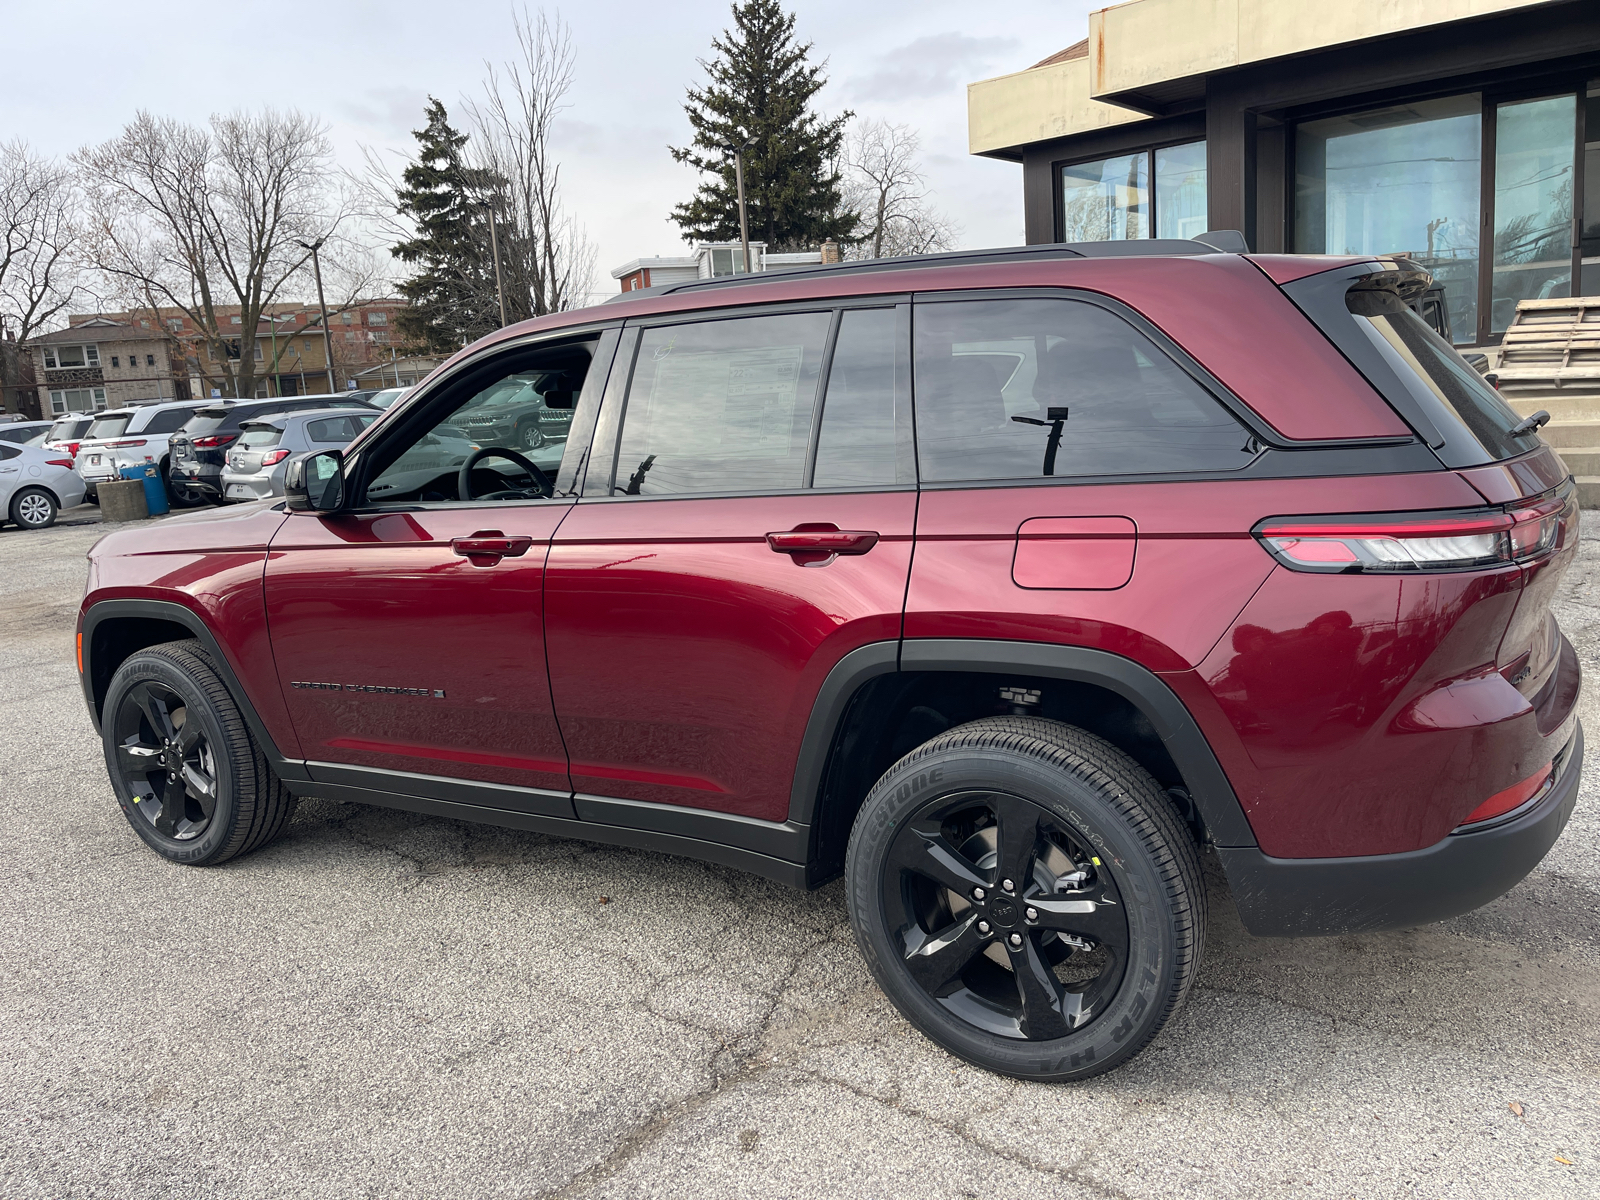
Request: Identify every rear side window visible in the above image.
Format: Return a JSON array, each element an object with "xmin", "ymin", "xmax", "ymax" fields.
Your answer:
[
  {"xmin": 813, "ymin": 307, "xmax": 912, "ymax": 488},
  {"xmin": 1344, "ymin": 287, "xmax": 1527, "ymax": 460},
  {"xmin": 614, "ymin": 312, "xmax": 830, "ymax": 496},
  {"xmin": 913, "ymin": 299, "xmax": 1249, "ymax": 483},
  {"xmin": 306, "ymin": 416, "xmax": 360, "ymax": 442},
  {"xmin": 86, "ymin": 415, "xmax": 132, "ymax": 439},
  {"xmin": 239, "ymin": 425, "xmax": 283, "ymax": 448}
]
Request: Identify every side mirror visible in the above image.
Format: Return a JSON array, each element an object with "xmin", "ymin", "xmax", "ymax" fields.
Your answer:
[{"xmin": 284, "ymin": 449, "xmax": 346, "ymax": 512}]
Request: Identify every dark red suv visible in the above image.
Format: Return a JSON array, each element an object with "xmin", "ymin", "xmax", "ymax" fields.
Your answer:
[{"xmin": 79, "ymin": 239, "xmax": 1582, "ymax": 1081}]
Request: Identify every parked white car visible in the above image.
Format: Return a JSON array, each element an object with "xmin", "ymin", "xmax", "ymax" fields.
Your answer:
[
  {"xmin": 39, "ymin": 414, "xmax": 97, "ymax": 460},
  {"xmin": 0, "ymin": 440, "xmax": 85, "ymax": 530},
  {"xmin": 74, "ymin": 400, "xmax": 210, "ymax": 505}
]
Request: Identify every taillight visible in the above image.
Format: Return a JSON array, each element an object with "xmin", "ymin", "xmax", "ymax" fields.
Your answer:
[
  {"xmin": 261, "ymin": 449, "xmax": 290, "ymax": 466},
  {"xmin": 192, "ymin": 434, "xmax": 237, "ymax": 449},
  {"xmin": 65, "ymin": 442, "xmax": 80, "ymax": 456},
  {"xmin": 103, "ymin": 439, "xmax": 148, "ymax": 448},
  {"xmin": 47, "ymin": 458, "xmax": 74, "ymax": 468},
  {"xmin": 1256, "ymin": 497, "xmax": 1571, "ymax": 574}
]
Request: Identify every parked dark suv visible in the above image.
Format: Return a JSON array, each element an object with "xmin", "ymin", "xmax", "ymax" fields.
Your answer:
[
  {"xmin": 78, "ymin": 239, "xmax": 1582, "ymax": 1081},
  {"xmin": 168, "ymin": 395, "xmax": 374, "ymax": 501}
]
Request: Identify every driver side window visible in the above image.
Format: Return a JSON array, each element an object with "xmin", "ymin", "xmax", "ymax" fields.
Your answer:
[{"xmin": 364, "ymin": 342, "xmax": 592, "ymax": 504}]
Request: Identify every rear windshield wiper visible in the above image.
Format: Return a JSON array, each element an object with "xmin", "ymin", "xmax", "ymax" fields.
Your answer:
[{"xmin": 1507, "ymin": 409, "xmax": 1549, "ymax": 438}]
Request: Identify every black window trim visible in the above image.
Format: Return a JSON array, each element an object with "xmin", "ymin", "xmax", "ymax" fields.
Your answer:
[
  {"xmin": 581, "ymin": 294, "xmax": 918, "ymax": 504},
  {"xmin": 338, "ymin": 320, "xmax": 622, "ymax": 513}
]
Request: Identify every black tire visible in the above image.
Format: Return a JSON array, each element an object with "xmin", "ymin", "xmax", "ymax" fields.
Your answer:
[
  {"xmin": 101, "ymin": 640, "xmax": 296, "ymax": 866},
  {"xmin": 161, "ymin": 458, "xmax": 205, "ymax": 508},
  {"xmin": 516, "ymin": 419, "xmax": 545, "ymax": 452},
  {"xmin": 9, "ymin": 486, "xmax": 58, "ymax": 530},
  {"xmin": 846, "ymin": 716, "xmax": 1204, "ymax": 1081}
]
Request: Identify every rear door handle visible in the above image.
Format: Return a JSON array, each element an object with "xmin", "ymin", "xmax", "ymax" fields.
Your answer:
[
  {"xmin": 451, "ymin": 530, "xmax": 534, "ymax": 565},
  {"xmin": 766, "ymin": 524, "xmax": 879, "ymax": 566}
]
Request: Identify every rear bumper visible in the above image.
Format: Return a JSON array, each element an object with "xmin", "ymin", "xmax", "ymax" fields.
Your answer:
[
  {"xmin": 171, "ymin": 462, "xmax": 221, "ymax": 494},
  {"xmin": 221, "ymin": 472, "xmax": 277, "ymax": 502},
  {"xmin": 1219, "ymin": 721, "xmax": 1582, "ymax": 937}
]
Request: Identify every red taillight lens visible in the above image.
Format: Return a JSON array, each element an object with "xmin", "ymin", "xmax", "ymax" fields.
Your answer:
[
  {"xmin": 65, "ymin": 442, "xmax": 80, "ymax": 456},
  {"xmin": 1460, "ymin": 764, "xmax": 1553, "ymax": 825},
  {"xmin": 192, "ymin": 434, "xmax": 237, "ymax": 449},
  {"xmin": 261, "ymin": 449, "xmax": 290, "ymax": 466},
  {"xmin": 103, "ymin": 439, "xmax": 148, "ymax": 449},
  {"xmin": 47, "ymin": 458, "xmax": 74, "ymax": 468},
  {"xmin": 1257, "ymin": 511, "xmax": 1513, "ymax": 573},
  {"xmin": 1257, "ymin": 495, "xmax": 1573, "ymax": 575}
]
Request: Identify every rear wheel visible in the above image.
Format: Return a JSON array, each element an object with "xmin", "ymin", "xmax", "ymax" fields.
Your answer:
[
  {"xmin": 10, "ymin": 487, "xmax": 58, "ymax": 530},
  {"xmin": 162, "ymin": 459, "xmax": 207, "ymax": 508},
  {"xmin": 102, "ymin": 640, "xmax": 296, "ymax": 865},
  {"xmin": 846, "ymin": 716, "xmax": 1204, "ymax": 1081}
]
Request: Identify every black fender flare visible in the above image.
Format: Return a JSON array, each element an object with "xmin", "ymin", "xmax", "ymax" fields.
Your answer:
[
  {"xmin": 79, "ymin": 598, "xmax": 309, "ymax": 782},
  {"xmin": 786, "ymin": 637, "xmax": 1256, "ymax": 851}
]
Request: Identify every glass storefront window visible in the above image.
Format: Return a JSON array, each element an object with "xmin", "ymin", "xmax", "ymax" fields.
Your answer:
[
  {"xmin": 1061, "ymin": 152, "xmax": 1149, "ymax": 241},
  {"xmin": 1295, "ymin": 95, "xmax": 1482, "ymax": 343},
  {"xmin": 1154, "ymin": 141, "xmax": 1208, "ymax": 240},
  {"xmin": 1059, "ymin": 141, "xmax": 1205, "ymax": 242},
  {"xmin": 1491, "ymin": 95, "xmax": 1577, "ymax": 332},
  {"xmin": 1584, "ymin": 82, "xmax": 1600, "ymax": 297}
]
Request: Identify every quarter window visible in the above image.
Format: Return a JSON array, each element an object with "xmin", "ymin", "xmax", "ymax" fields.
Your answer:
[
  {"xmin": 812, "ymin": 307, "xmax": 909, "ymax": 488},
  {"xmin": 912, "ymin": 299, "xmax": 1249, "ymax": 483},
  {"xmin": 612, "ymin": 313, "xmax": 830, "ymax": 496}
]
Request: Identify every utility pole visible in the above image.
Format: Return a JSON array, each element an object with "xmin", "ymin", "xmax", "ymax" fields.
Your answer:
[
  {"xmin": 297, "ymin": 238, "xmax": 336, "ymax": 393},
  {"xmin": 725, "ymin": 137, "xmax": 754, "ymax": 274},
  {"xmin": 478, "ymin": 200, "xmax": 508, "ymax": 328}
]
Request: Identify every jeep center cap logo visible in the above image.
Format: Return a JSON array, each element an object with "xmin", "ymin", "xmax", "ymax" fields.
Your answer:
[{"xmin": 990, "ymin": 897, "xmax": 1019, "ymax": 926}]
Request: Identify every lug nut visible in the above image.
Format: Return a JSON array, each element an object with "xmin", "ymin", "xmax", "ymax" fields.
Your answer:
[
  {"xmin": 1002, "ymin": 878, "xmax": 1015, "ymax": 892},
  {"xmin": 972, "ymin": 887, "xmax": 986, "ymax": 901},
  {"xmin": 977, "ymin": 920, "xmax": 991, "ymax": 935},
  {"xmin": 1008, "ymin": 932, "xmax": 1024, "ymax": 948},
  {"xmin": 1025, "ymin": 907, "xmax": 1038, "ymax": 921}
]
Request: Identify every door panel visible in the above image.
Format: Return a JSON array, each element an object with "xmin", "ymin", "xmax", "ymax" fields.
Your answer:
[
  {"xmin": 265, "ymin": 503, "xmax": 573, "ymax": 810},
  {"xmin": 545, "ymin": 491, "xmax": 915, "ymax": 820}
]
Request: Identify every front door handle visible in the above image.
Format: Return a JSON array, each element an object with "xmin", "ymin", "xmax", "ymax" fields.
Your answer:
[
  {"xmin": 452, "ymin": 530, "xmax": 534, "ymax": 566},
  {"xmin": 766, "ymin": 523, "xmax": 879, "ymax": 566}
]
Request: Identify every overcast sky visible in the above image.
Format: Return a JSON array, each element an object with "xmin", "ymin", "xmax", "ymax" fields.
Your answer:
[{"xmin": 4, "ymin": 0, "xmax": 1096, "ymax": 305}]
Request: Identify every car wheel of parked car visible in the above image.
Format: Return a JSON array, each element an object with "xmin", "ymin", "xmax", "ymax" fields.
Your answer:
[
  {"xmin": 516, "ymin": 420, "xmax": 545, "ymax": 452},
  {"xmin": 102, "ymin": 640, "xmax": 297, "ymax": 866},
  {"xmin": 846, "ymin": 716, "xmax": 1205, "ymax": 1082},
  {"xmin": 9, "ymin": 487, "xmax": 58, "ymax": 530},
  {"xmin": 162, "ymin": 460, "xmax": 206, "ymax": 508}
]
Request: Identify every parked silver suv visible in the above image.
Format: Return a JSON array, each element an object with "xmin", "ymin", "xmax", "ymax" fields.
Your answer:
[{"xmin": 220, "ymin": 408, "xmax": 379, "ymax": 502}]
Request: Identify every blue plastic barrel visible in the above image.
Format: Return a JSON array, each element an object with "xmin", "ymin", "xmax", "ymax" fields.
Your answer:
[{"xmin": 120, "ymin": 463, "xmax": 170, "ymax": 516}]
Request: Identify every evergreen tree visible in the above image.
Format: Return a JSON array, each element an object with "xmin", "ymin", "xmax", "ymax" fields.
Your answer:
[
  {"xmin": 391, "ymin": 99, "xmax": 498, "ymax": 353},
  {"xmin": 669, "ymin": 0, "xmax": 858, "ymax": 252}
]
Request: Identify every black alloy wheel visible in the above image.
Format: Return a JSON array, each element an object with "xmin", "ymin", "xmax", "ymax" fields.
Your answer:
[
  {"xmin": 847, "ymin": 716, "xmax": 1204, "ymax": 1081},
  {"xmin": 880, "ymin": 789, "xmax": 1130, "ymax": 1041},
  {"xmin": 112, "ymin": 677, "xmax": 220, "ymax": 841},
  {"xmin": 102, "ymin": 640, "xmax": 296, "ymax": 865},
  {"xmin": 163, "ymin": 461, "xmax": 208, "ymax": 508}
]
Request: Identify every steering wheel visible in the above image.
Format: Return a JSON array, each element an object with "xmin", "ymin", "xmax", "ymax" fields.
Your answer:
[{"xmin": 457, "ymin": 446, "xmax": 553, "ymax": 501}]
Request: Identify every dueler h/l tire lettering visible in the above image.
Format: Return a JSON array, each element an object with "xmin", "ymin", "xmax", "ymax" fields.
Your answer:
[
  {"xmin": 101, "ymin": 640, "xmax": 297, "ymax": 866},
  {"xmin": 845, "ymin": 716, "xmax": 1205, "ymax": 1081}
]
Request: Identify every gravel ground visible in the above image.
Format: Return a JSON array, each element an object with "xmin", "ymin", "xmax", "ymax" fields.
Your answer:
[{"xmin": 2, "ymin": 505, "xmax": 1598, "ymax": 1200}]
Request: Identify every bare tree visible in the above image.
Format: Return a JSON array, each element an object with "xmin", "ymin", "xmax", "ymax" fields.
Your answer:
[
  {"xmin": 0, "ymin": 141, "xmax": 84, "ymax": 416},
  {"xmin": 74, "ymin": 109, "xmax": 373, "ymax": 399},
  {"xmin": 841, "ymin": 120, "xmax": 958, "ymax": 260},
  {"xmin": 463, "ymin": 8, "xmax": 596, "ymax": 319}
]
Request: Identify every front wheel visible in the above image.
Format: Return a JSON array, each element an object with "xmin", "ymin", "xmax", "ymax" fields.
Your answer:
[
  {"xmin": 846, "ymin": 716, "xmax": 1205, "ymax": 1081},
  {"xmin": 10, "ymin": 487, "xmax": 58, "ymax": 530},
  {"xmin": 101, "ymin": 640, "xmax": 297, "ymax": 865}
]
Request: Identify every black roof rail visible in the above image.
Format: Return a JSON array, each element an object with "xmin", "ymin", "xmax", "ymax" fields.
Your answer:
[{"xmin": 603, "ymin": 232, "xmax": 1251, "ymax": 304}]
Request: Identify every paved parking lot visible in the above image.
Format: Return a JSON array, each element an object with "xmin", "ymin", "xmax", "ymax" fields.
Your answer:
[{"xmin": 3, "ymin": 506, "xmax": 1599, "ymax": 1199}]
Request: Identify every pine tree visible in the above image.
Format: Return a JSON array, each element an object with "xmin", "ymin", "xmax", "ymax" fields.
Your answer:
[
  {"xmin": 391, "ymin": 99, "xmax": 498, "ymax": 353},
  {"xmin": 669, "ymin": 0, "xmax": 858, "ymax": 252}
]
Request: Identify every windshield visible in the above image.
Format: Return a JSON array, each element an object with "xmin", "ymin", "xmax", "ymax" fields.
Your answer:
[
  {"xmin": 85, "ymin": 415, "xmax": 132, "ymax": 440},
  {"xmin": 180, "ymin": 408, "xmax": 233, "ymax": 436},
  {"xmin": 239, "ymin": 425, "xmax": 283, "ymax": 447},
  {"xmin": 1346, "ymin": 287, "xmax": 1529, "ymax": 460}
]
